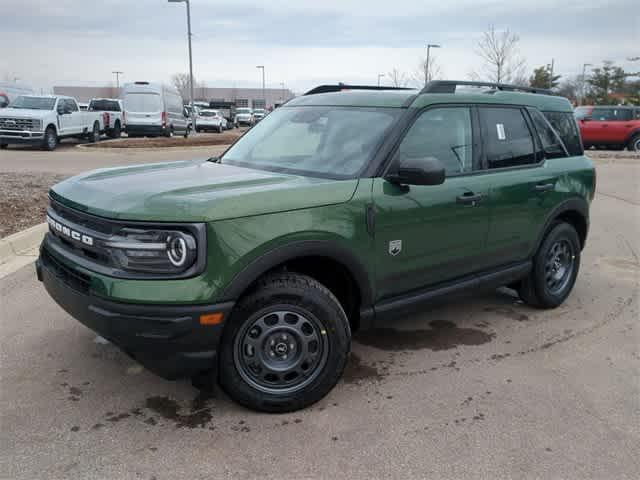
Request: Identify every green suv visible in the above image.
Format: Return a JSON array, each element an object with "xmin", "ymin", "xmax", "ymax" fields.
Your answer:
[{"xmin": 37, "ymin": 81, "xmax": 595, "ymax": 412}]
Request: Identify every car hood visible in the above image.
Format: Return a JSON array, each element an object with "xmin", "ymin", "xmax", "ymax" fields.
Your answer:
[
  {"xmin": 50, "ymin": 160, "xmax": 359, "ymax": 222},
  {"xmin": 0, "ymin": 107, "xmax": 51, "ymax": 118}
]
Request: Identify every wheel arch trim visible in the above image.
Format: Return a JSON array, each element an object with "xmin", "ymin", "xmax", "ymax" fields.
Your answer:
[
  {"xmin": 221, "ymin": 240, "xmax": 374, "ymax": 308},
  {"xmin": 532, "ymin": 197, "xmax": 589, "ymax": 254}
]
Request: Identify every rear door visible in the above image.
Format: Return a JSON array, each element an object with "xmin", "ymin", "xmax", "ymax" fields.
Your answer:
[
  {"xmin": 482, "ymin": 106, "xmax": 560, "ymax": 266},
  {"xmin": 124, "ymin": 92, "xmax": 162, "ymax": 127},
  {"xmin": 373, "ymin": 105, "xmax": 491, "ymax": 300}
]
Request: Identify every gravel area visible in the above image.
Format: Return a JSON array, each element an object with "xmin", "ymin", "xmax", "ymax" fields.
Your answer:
[{"xmin": 0, "ymin": 172, "xmax": 66, "ymax": 238}]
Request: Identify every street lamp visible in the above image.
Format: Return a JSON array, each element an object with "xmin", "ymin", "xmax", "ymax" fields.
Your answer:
[
  {"xmin": 168, "ymin": 0, "xmax": 195, "ymax": 129},
  {"xmin": 377, "ymin": 73, "xmax": 385, "ymax": 87},
  {"xmin": 256, "ymin": 65, "xmax": 265, "ymax": 109},
  {"xmin": 425, "ymin": 44, "xmax": 441, "ymax": 85},
  {"xmin": 112, "ymin": 70, "xmax": 123, "ymax": 91},
  {"xmin": 581, "ymin": 63, "xmax": 592, "ymax": 106}
]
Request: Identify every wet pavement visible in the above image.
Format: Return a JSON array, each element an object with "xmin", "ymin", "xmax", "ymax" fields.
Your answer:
[{"xmin": 1, "ymin": 154, "xmax": 638, "ymax": 479}]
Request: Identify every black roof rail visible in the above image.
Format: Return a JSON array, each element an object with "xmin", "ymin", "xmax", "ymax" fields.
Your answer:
[
  {"xmin": 422, "ymin": 80, "xmax": 552, "ymax": 95},
  {"xmin": 304, "ymin": 84, "xmax": 414, "ymax": 95}
]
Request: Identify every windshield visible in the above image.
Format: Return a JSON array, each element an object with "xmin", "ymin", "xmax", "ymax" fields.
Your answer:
[
  {"xmin": 199, "ymin": 110, "xmax": 218, "ymax": 117},
  {"xmin": 236, "ymin": 108, "xmax": 251, "ymax": 114},
  {"xmin": 124, "ymin": 93, "xmax": 162, "ymax": 112},
  {"xmin": 254, "ymin": 109, "xmax": 265, "ymax": 114},
  {"xmin": 221, "ymin": 106, "xmax": 400, "ymax": 178},
  {"xmin": 10, "ymin": 96, "xmax": 56, "ymax": 110}
]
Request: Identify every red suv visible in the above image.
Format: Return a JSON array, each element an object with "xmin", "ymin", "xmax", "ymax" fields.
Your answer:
[{"xmin": 575, "ymin": 106, "xmax": 640, "ymax": 152}]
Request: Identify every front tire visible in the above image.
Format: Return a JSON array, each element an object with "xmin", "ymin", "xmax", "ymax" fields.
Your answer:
[
  {"xmin": 219, "ymin": 273, "xmax": 351, "ymax": 413},
  {"xmin": 518, "ymin": 222, "xmax": 581, "ymax": 308},
  {"xmin": 42, "ymin": 126, "xmax": 58, "ymax": 151}
]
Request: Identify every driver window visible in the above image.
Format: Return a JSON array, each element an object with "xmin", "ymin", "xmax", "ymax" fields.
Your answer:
[
  {"xmin": 398, "ymin": 107, "xmax": 473, "ymax": 176},
  {"xmin": 67, "ymin": 99, "xmax": 79, "ymax": 112}
]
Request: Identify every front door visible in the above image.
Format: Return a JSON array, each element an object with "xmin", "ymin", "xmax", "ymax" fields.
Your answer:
[{"xmin": 373, "ymin": 106, "xmax": 490, "ymax": 301}]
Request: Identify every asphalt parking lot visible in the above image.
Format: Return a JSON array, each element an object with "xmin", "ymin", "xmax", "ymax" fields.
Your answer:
[{"xmin": 1, "ymin": 149, "xmax": 639, "ymax": 479}]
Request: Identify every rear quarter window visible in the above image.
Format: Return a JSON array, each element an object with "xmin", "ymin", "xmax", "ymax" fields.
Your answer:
[{"xmin": 543, "ymin": 111, "xmax": 583, "ymax": 156}]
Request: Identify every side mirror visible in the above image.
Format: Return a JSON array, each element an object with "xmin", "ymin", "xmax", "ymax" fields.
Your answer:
[{"xmin": 386, "ymin": 156, "xmax": 445, "ymax": 186}]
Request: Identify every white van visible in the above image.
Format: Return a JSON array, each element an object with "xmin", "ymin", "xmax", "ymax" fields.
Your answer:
[
  {"xmin": 0, "ymin": 82, "xmax": 34, "ymax": 108},
  {"xmin": 122, "ymin": 82, "xmax": 190, "ymax": 138}
]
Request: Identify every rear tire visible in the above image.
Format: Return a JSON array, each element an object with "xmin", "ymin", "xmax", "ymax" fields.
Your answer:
[
  {"xmin": 88, "ymin": 122, "xmax": 100, "ymax": 143},
  {"xmin": 110, "ymin": 121, "xmax": 121, "ymax": 139},
  {"xmin": 518, "ymin": 222, "xmax": 580, "ymax": 309},
  {"xmin": 628, "ymin": 134, "xmax": 640, "ymax": 153},
  {"xmin": 219, "ymin": 273, "xmax": 351, "ymax": 413},
  {"xmin": 42, "ymin": 126, "xmax": 58, "ymax": 151}
]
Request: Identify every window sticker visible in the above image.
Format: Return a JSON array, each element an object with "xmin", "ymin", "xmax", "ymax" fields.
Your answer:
[{"xmin": 496, "ymin": 123, "xmax": 506, "ymax": 140}]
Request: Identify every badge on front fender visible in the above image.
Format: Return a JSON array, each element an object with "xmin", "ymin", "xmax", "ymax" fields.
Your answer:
[{"xmin": 389, "ymin": 240, "xmax": 402, "ymax": 256}]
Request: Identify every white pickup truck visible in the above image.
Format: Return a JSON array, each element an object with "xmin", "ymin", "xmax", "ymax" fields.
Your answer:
[
  {"xmin": 88, "ymin": 98, "xmax": 125, "ymax": 138},
  {"xmin": 0, "ymin": 95, "xmax": 104, "ymax": 150}
]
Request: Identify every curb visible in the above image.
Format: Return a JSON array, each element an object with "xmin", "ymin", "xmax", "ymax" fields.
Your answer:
[{"xmin": 0, "ymin": 223, "xmax": 47, "ymax": 279}]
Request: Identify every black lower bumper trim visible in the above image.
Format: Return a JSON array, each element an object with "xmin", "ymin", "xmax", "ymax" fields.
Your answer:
[{"xmin": 36, "ymin": 254, "xmax": 234, "ymax": 380}]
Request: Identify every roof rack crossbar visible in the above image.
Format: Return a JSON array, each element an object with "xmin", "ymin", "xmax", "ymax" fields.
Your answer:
[
  {"xmin": 304, "ymin": 84, "xmax": 414, "ymax": 96},
  {"xmin": 422, "ymin": 80, "xmax": 552, "ymax": 95}
]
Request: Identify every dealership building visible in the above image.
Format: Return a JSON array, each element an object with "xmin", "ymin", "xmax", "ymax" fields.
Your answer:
[{"xmin": 53, "ymin": 85, "xmax": 295, "ymax": 109}]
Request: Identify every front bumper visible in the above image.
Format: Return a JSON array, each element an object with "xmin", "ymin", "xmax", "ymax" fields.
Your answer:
[
  {"xmin": 0, "ymin": 129, "xmax": 44, "ymax": 143},
  {"xmin": 36, "ymin": 246, "xmax": 234, "ymax": 380}
]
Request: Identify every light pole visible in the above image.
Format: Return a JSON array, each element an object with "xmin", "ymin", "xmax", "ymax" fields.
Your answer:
[
  {"xmin": 377, "ymin": 73, "xmax": 385, "ymax": 87},
  {"xmin": 425, "ymin": 44, "xmax": 441, "ymax": 85},
  {"xmin": 280, "ymin": 82, "xmax": 285, "ymax": 103},
  {"xmin": 581, "ymin": 63, "xmax": 592, "ymax": 106},
  {"xmin": 256, "ymin": 65, "xmax": 265, "ymax": 109},
  {"xmin": 168, "ymin": 0, "xmax": 195, "ymax": 129},
  {"xmin": 112, "ymin": 70, "xmax": 123, "ymax": 93}
]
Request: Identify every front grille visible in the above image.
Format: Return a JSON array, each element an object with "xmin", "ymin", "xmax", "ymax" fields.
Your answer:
[
  {"xmin": 50, "ymin": 199, "xmax": 117, "ymax": 235},
  {"xmin": 41, "ymin": 247, "xmax": 91, "ymax": 294},
  {"xmin": 0, "ymin": 117, "xmax": 40, "ymax": 131}
]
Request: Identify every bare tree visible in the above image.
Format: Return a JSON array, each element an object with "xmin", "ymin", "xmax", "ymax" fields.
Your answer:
[
  {"xmin": 171, "ymin": 73, "xmax": 192, "ymax": 101},
  {"xmin": 411, "ymin": 56, "xmax": 443, "ymax": 87},
  {"xmin": 387, "ymin": 68, "xmax": 409, "ymax": 87},
  {"xmin": 471, "ymin": 25, "xmax": 526, "ymax": 84}
]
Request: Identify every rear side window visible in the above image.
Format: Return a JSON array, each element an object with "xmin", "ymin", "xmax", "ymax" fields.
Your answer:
[
  {"xmin": 528, "ymin": 109, "xmax": 568, "ymax": 159},
  {"xmin": 398, "ymin": 107, "xmax": 474, "ymax": 175},
  {"xmin": 479, "ymin": 107, "xmax": 536, "ymax": 168},
  {"xmin": 543, "ymin": 111, "xmax": 583, "ymax": 156},
  {"xmin": 591, "ymin": 108, "xmax": 632, "ymax": 121}
]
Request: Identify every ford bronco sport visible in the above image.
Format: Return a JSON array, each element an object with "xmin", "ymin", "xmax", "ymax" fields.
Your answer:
[
  {"xmin": 37, "ymin": 80, "xmax": 595, "ymax": 412},
  {"xmin": 574, "ymin": 105, "xmax": 640, "ymax": 152}
]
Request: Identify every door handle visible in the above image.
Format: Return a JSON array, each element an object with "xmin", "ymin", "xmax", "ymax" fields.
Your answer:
[
  {"xmin": 532, "ymin": 183, "xmax": 554, "ymax": 192},
  {"xmin": 456, "ymin": 192, "xmax": 483, "ymax": 205}
]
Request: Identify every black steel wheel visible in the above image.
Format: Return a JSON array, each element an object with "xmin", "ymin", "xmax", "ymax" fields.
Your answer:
[
  {"xmin": 518, "ymin": 222, "xmax": 581, "ymax": 308},
  {"xmin": 219, "ymin": 273, "xmax": 351, "ymax": 413},
  {"xmin": 234, "ymin": 309, "xmax": 329, "ymax": 394}
]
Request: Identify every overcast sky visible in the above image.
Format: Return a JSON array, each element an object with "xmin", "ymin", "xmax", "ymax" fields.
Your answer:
[{"xmin": 2, "ymin": 0, "xmax": 638, "ymax": 93}]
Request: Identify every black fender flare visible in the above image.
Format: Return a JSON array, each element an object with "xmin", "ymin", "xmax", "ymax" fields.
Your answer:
[
  {"xmin": 624, "ymin": 128, "xmax": 640, "ymax": 144},
  {"xmin": 221, "ymin": 240, "xmax": 374, "ymax": 308},
  {"xmin": 531, "ymin": 197, "xmax": 589, "ymax": 255}
]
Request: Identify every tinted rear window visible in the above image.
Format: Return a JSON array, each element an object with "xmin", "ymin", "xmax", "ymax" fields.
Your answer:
[
  {"xmin": 543, "ymin": 111, "xmax": 583, "ymax": 156},
  {"xmin": 89, "ymin": 100, "xmax": 120, "ymax": 111}
]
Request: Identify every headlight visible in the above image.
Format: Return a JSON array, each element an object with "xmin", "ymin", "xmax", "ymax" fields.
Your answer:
[{"xmin": 104, "ymin": 228, "xmax": 199, "ymax": 275}]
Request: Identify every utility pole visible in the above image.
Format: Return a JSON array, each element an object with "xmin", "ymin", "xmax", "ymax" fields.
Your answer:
[
  {"xmin": 256, "ymin": 65, "xmax": 265, "ymax": 109},
  {"xmin": 168, "ymin": 0, "xmax": 196, "ymax": 129},
  {"xmin": 425, "ymin": 44, "xmax": 441, "ymax": 85},
  {"xmin": 112, "ymin": 70, "xmax": 123, "ymax": 97},
  {"xmin": 280, "ymin": 82, "xmax": 285, "ymax": 103},
  {"xmin": 377, "ymin": 73, "xmax": 385, "ymax": 86},
  {"xmin": 549, "ymin": 59, "xmax": 554, "ymax": 89}
]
